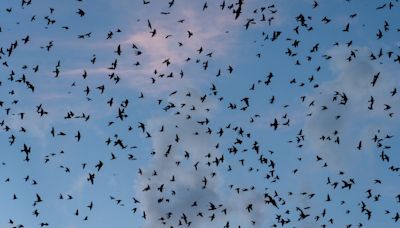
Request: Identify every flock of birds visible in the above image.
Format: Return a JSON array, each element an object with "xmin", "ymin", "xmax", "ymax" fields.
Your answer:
[{"xmin": 0, "ymin": 0, "xmax": 399, "ymax": 227}]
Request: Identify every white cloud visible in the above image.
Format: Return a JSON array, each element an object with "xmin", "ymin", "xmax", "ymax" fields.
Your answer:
[{"xmin": 304, "ymin": 45, "xmax": 400, "ymax": 168}]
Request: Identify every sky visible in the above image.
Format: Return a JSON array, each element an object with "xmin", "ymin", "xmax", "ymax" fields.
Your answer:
[{"xmin": 0, "ymin": 0, "xmax": 399, "ymax": 227}]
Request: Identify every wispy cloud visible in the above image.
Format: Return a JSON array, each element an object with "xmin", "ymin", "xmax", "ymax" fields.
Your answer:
[
  {"xmin": 118, "ymin": 2, "xmax": 239, "ymax": 95},
  {"xmin": 134, "ymin": 91, "xmax": 270, "ymax": 227},
  {"xmin": 304, "ymin": 45, "xmax": 400, "ymax": 167}
]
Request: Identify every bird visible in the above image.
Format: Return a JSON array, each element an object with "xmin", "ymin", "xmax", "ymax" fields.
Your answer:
[{"xmin": 270, "ymin": 118, "xmax": 279, "ymax": 130}]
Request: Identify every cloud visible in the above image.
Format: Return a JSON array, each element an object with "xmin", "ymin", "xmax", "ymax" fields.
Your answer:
[
  {"xmin": 7, "ymin": 109, "xmax": 53, "ymax": 149},
  {"xmin": 303, "ymin": 45, "xmax": 400, "ymax": 168},
  {"xmin": 53, "ymin": 3, "xmax": 238, "ymax": 97},
  {"xmin": 118, "ymin": 2, "xmax": 239, "ymax": 96},
  {"xmin": 60, "ymin": 67, "xmax": 111, "ymax": 78},
  {"xmin": 68, "ymin": 173, "xmax": 88, "ymax": 196},
  {"xmin": 134, "ymin": 91, "xmax": 269, "ymax": 227}
]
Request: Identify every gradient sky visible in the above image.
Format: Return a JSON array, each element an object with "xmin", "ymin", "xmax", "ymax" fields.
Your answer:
[{"xmin": 0, "ymin": 0, "xmax": 399, "ymax": 228}]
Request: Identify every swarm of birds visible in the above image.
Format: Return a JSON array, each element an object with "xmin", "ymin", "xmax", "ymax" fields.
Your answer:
[{"xmin": 0, "ymin": 0, "xmax": 399, "ymax": 227}]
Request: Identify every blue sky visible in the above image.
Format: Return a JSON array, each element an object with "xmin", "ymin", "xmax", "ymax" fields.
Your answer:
[{"xmin": 0, "ymin": 0, "xmax": 399, "ymax": 227}]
